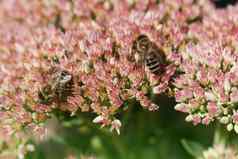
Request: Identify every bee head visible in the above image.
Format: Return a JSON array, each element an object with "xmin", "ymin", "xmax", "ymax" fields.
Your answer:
[
  {"xmin": 133, "ymin": 34, "xmax": 151, "ymax": 54},
  {"xmin": 59, "ymin": 70, "xmax": 72, "ymax": 84}
]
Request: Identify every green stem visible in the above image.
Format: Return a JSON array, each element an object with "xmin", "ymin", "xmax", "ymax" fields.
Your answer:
[{"xmin": 213, "ymin": 122, "xmax": 229, "ymax": 146}]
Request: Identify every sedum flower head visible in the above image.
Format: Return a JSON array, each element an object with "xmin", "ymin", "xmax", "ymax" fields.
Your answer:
[
  {"xmin": 172, "ymin": 1, "xmax": 238, "ymax": 132},
  {"xmin": 0, "ymin": 0, "xmax": 187, "ymax": 143},
  {"xmin": 174, "ymin": 39, "xmax": 238, "ymax": 131}
]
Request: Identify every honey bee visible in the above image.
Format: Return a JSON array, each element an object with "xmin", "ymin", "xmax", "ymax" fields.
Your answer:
[
  {"xmin": 130, "ymin": 34, "xmax": 167, "ymax": 75},
  {"xmin": 38, "ymin": 68, "xmax": 74, "ymax": 105}
]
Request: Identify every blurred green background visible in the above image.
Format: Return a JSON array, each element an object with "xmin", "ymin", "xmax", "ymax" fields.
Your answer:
[{"xmin": 26, "ymin": 95, "xmax": 216, "ymax": 159}]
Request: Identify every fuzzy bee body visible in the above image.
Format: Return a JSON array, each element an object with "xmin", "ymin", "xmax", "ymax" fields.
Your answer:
[
  {"xmin": 38, "ymin": 68, "xmax": 74, "ymax": 105},
  {"xmin": 52, "ymin": 70, "xmax": 73, "ymax": 101},
  {"xmin": 131, "ymin": 34, "xmax": 167, "ymax": 75}
]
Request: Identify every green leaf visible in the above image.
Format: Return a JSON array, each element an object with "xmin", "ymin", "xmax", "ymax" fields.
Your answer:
[{"xmin": 181, "ymin": 139, "xmax": 205, "ymax": 158}]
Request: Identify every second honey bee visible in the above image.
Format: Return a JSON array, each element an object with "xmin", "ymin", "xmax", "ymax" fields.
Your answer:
[
  {"xmin": 130, "ymin": 34, "xmax": 167, "ymax": 75},
  {"xmin": 38, "ymin": 67, "xmax": 74, "ymax": 105}
]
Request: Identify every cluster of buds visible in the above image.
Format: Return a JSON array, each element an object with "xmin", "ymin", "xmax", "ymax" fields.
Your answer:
[
  {"xmin": 173, "ymin": 1, "xmax": 238, "ymax": 133},
  {"xmin": 0, "ymin": 0, "xmax": 190, "ymax": 141},
  {"xmin": 175, "ymin": 42, "xmax": 238, "ymax": 131}
]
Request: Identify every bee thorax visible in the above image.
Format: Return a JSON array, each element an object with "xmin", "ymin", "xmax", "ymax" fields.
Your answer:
[{"xmin": 60, "ymin": 75, "xmax": 72, "ymax": 84}]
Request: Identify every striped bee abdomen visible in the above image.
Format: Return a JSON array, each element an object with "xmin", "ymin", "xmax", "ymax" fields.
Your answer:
[
  {"xmin": 145, "ymin": 46, "xmax": 166, "ymax": 75},
  {"xmin": 146, "ymin": 54, "xmax": 163, "ymax": 74}
]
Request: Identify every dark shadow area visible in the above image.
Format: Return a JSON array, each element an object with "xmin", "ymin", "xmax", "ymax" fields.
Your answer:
[{"xmin": 211, "ymin": 0, "xmax": 238, "ymax": 8}]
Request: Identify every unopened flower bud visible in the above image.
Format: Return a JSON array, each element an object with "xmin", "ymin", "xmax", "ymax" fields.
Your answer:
[
  {"xmin": 205, "ymin": 91, "xmax": 216, "ymax": 101},
  {"xmin": 227, "ymin": 123, "xmax": 233, "ymax": 132},
  {"xmin": 175, "ymin": 103, "xmax": 188, "ymax": 113},
  {"xmin": 224, "ymin": 79, "xmax": 231, "ymax": 94},
  {"xmin": 219, "ymin": 116, "xmax": 229, "ymax": 124},
  {"xmin": 93, "ymin": 115, "xmax": 104, "ymax": 124},
  {"xmin": 110, "ymin": 119, "xmax": 122, "ymax": 135},
  {"xmin": 234, "ymin": 124, "xmax": 238, "ymax": 134},
  {"xmin": 26, "ymin": 144, "xmax": 35, "ymax": 152},
  {"xmin": 185, "ymin": 114, "xmax": 193, "ymax": 122}
]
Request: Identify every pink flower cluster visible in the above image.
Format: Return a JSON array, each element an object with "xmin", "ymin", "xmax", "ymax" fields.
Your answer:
[
  {"xmin": 174, "ymin": 3, "xmax": 238, "ymax": 132},
  {"xmin": 0, "ymin": 0, "xmax": 181, "ymax": 142}
]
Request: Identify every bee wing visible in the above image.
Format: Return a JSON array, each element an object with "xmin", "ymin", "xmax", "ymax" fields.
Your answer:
[
  {"xmin": 60, "ymin": 74, "xmax": 72, "ymax": 84},
  {"xmin": 140, "ymin": 51, "xmax": 147, "ymax": 79},
  {"xmin": 154, "ymin": 45, "xmax": 166, "ymax": 65}
]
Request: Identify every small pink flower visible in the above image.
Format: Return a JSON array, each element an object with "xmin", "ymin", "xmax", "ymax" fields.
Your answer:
[
  {"xmin": 108, "ymin": 90, "xmax": 123, "ymax": 108},
  {"xmin": 93, "ymin": 115, "xmax": 104, "ymax": 124},
  {"xmin": 67, "ymin": 95, "xmax": 84, "ymax": 112},
  {"xmin": 175, "ymin": 103, "xmax": 189, "ymax": 113},
  {"xmin": 218, "ymin": 92, "xmax": 229, "ymax": 103},
  {"xmin": 192, "ymin": 85, "xmax": 205, "ymax": 98},
  {"xmin": 196, "ymin": 67, "xmax": 209, "ymax": 85},
  {"xmin": 153, "ymin": 82, "xmax": 168, "ymax": 94},
  {"xmin": 233, "ymin": 112, "xmax": 238, "ymax": 124},
  {"xmin": 175, "ymin": 89, "xmax": 193, "ymax": 102},
  {"xmin": 207, "ymin": 102, "xmax": 219, "ymax": 117},
  {"xmin": 188, "ymin": 98, "xmax": 201, "ymax": 109},
  {"xmin": 230, "ymin": 88, "xmax": 238, "ymax": 103},
  {"xmin": 202, "ymin": 116, "xmax": 212, "ymax": 125},
  {"xmin": 192, "ymin": 115, "xmax": 201, "ymax": 126},
  {"xmin": 110, "ymin": 119, "xmax": 122, "ymax": 135},
  {"xmin": 205, "ymin": 91, "xmax": 217, "ymax": 101},
  {"xmin": 32, "ymin": 104, "xmax": 51, "ymax": 113}
]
